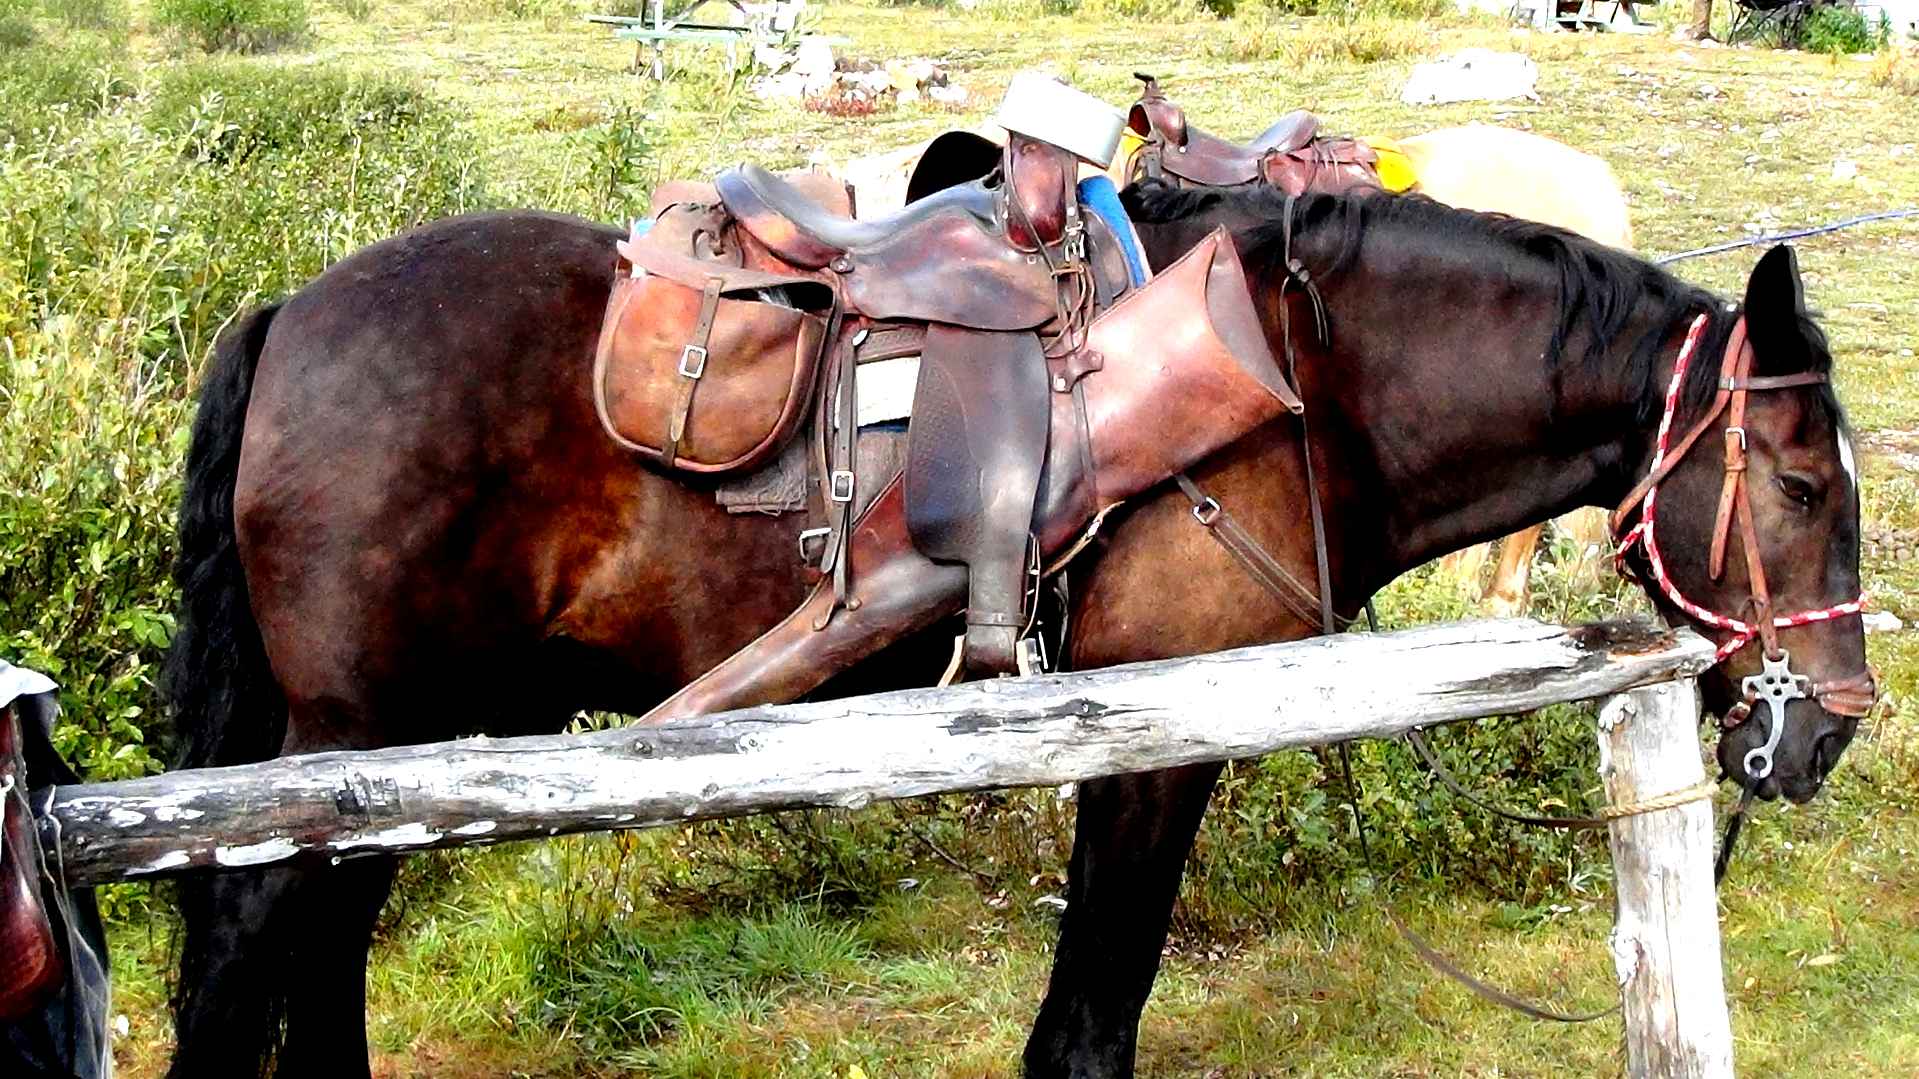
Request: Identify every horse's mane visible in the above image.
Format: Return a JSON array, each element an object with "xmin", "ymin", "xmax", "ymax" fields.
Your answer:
[{"xmin": 1122, "ymin": 181, "xmax": 1840, "ymax": 429}]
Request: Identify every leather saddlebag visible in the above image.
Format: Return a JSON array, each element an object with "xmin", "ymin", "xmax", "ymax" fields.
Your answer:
[{"xmin": 594, "ymin": 241, "xmax": 834, "ymax": 476}]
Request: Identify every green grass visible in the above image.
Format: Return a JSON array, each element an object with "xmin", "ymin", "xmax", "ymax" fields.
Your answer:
[{"xmin": 17, "ymin": 0, "xmax": 1919, "ymax": 1074}]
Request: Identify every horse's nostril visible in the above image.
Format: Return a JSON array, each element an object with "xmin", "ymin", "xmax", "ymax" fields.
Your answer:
[{"xmin": 1812, "ymin": 733, "xmax": 1842, "ymax": 778}]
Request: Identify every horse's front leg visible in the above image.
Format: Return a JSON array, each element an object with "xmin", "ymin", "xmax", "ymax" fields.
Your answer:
[{"xmin": 1023, "ymin": 761, "xmax": 1224, "ymax": 1079}]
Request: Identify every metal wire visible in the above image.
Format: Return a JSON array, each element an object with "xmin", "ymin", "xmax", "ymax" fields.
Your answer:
[{"xmin": 1655, "ymin": 207, "xmax": 1919, "ymax": 265}]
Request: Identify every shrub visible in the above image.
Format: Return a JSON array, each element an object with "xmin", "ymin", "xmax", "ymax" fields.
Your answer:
[
  {"xmin": 153, "ymin": 0, "xmax": 309, "ymax": 52},
  {"xmin": 42, "ymin": 0, "xmax": 131, "ymax": 30},
  {"xmin": 0, "ymin": 16, "xmax": 33, "ymax": 48},
  {"xmin": 150, "ymin": 62, "xmax": 448, "ymax": 163},
  {"xmin": 0, "ymin": 44, "xmax": 135, "ymax": 144},
  {"xmin": 0, "ymin": 61, "xmax": 483, "ymax": 779},
  {"xmin": 1800, "ymin": 4, "xmax": 1890, "ymax": 54}
]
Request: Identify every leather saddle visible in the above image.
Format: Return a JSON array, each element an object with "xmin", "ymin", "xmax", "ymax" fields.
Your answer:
[
  {"xmin": 599, "ymin": 115, "xmax": 1300, "ymax": 712},
  {"xmin": 1125, "ymin": 73, "xmax": 1383, "ymax": 197}
]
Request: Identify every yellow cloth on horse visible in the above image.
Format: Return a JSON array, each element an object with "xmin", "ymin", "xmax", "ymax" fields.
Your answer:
[{"xmin": 1360, "ymin": 135, "xmax": 1418, "ymax": 193}]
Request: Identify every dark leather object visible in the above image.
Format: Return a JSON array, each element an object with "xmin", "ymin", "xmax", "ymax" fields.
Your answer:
[
  {"xmin": 717, "ymin": 164, "xmax": 1058, "ymax": 331},
  {"xmin": 904, "ymin": 326, "xmax": 1051, "ymax": 674},
  {"xmin": 904, "ymin": 131, "xmax": 1003, "ymax": 205},
  {"xmin": 645, "ymin": 228, "xmax": 1298, "ymax": 721},
  {"xmin": 1003, "ymin": 135, "xmax": 1076, "ymax": 253},
  {"xmin": 0, "ymin": 703, "xmax": 61, "ymax": 1023},
  {"xmin": 595, "ymin": 243, "xmax": 831, "ymax": 476}
]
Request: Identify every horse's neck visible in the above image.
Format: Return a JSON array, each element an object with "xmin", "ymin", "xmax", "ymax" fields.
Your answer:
[{"xmin": 1306, "ymin": 261, "xmax": 1668, "ymax": 583}]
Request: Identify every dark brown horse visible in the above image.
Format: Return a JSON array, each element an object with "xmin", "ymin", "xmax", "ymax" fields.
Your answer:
[{"xmin": 162, "ymin": 184, "xmax": 1869, "ymax": 1077}]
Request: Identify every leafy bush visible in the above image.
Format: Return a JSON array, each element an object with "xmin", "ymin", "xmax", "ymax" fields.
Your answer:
[
  {"xmin": 0, "ymin": 44, "xmax": 135, "ymax": 145},
  {"xmin": 1800, "ymin": 4, "xmax": 1890, "ymax": 54},
  {"xmin": 41, "ymin": 0, "xmax": 130, "ymax": 30},
  {"xmin": 1, "ymin": 59, "xmax": 483, "ymax": 779},
  {"xmin": 153, "ymin": 0, "xmax": 309, "ymax": 52},
  {"xmin": 150, "ymin": 62, "xmax": 450, "ymax": 163},
  {"xmin": 0, "ymin": 16, "xmax": 33, "ymax": 48}
]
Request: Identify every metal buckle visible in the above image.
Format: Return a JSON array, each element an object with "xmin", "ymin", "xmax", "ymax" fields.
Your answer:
[
  {"xmin": 1739, "ymin": 649, "xmax": 1811, "ymax": 781},
  {"xmin": 1016, "ymin": 635, "xmax": 1047, "ymax": 678},
  {"xmin": 1724, "ymin": 426, "xmax": 1746, "ymax": 450},
  {"xmin": 1192, "ymin": 497, "xmax": 1222, "ymax": 526},
  {"xmin": 677, "ymin": 344, "xmax": 709, "ymax": 380},
  {"xmin": 829, "ymin": 470, "xmax": 855, "ymax": 503},
  {"xmin": 797, "ymin": 526, "xmax": 830, "ymax": 564}
]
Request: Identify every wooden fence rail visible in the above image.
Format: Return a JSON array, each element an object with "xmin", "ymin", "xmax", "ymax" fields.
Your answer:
[
  {"xmin": 44, "ymin": 618, "xmax": 1713, "ymax": 885},
  {"xmin": 31, "ymin": 616, "xmax": 1733, "ymax": 1077}
]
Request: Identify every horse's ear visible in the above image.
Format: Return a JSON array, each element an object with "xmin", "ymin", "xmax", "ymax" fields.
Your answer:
[{"xmin": 1742, "ymin": 244, "xmax": 1813, "ymax": 373}]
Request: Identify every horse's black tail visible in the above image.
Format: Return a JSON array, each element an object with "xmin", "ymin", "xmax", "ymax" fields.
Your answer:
[
  {"xmin": 163, "ymin": 302, "xmax": 292, "ymax": 1078},
  {"xmin": 164, "ymin": 301, "xmax": 286, "ymax": 771}
]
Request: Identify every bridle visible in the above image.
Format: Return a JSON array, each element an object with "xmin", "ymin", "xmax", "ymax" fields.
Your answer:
[{"xmin": 1609, "ymin": 312, "xmax": 1875, "ymax": 781}]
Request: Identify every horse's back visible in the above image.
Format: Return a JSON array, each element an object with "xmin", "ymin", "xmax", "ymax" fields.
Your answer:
[
  {"xmin": 231, "ymin": 210, "xmax": 803, "ymax": 734},
  {"xmin": 1399, "ymin": 125, "xmax": 1633, "ymax": 248}
]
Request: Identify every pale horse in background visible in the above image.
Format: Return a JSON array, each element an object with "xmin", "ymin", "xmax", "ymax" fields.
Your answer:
[{"xmin": 827, "ymin": 120, "xmax": 1632, "ymax": 615}]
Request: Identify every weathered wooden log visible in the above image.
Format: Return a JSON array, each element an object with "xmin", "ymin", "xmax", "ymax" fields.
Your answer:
[
  {"xmin": 1597, "ymin": 681, "xmax": 1735, "ymax": 1079},
  {"xmin": 41, "ymin": 618, "xmax": 1713, "ymax": 886}
]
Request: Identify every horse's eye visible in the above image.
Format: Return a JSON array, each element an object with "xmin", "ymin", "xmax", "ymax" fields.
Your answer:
[{"xmin": 1776, "ymin": 473, "xmax": 1821, "ymax": 508}]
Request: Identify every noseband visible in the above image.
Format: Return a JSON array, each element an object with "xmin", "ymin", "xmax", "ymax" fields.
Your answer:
[{"xmin": 1610, "ymin": 312, "xmax": 1874, "ymax": 780}]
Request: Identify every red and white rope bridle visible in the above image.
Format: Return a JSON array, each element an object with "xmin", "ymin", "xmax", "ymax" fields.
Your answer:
[
  {"xmin": 1610, "ymin": 312, "xmax": 1874, "ymax": 778},
  {"xmin": 1612, "ymin": 314, "xmax": 1865, "ymax": 663}
]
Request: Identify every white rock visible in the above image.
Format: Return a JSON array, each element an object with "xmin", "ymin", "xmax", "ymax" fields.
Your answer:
[
  {"xmin": 926, "ymin": 84, "xmax": 969, "ymax": 105},
  {"xmin": 1832, "ymin": 159, "xmax": 1859, "ymax": 181},
  {"xmin": 1863, "ymin": 610, "xmax": 1903, "ymax": 634},
  {"xmin": 1399, "ymin": 50, "xmax": 1539, "ymax": 106},
  {"xmin": 790, "ymin": 37, "xmax": 836, "ymax": 78}
]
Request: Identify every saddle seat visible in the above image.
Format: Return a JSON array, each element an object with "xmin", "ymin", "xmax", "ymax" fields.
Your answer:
[
  {"xmin": 1249, "ymin": 109, "xmax": 1321, "ymax": 155},
  {"xmin": 717, "ymin": 162, "xmax": 997, "ymax": 268},
  {"xmin": 716, "ymin": 162, "xmax": 1061, "ymax": 332}
]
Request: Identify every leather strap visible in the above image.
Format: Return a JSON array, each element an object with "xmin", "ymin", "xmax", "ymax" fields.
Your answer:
[
  {"xmin": 1174, "ymin": 474, "xmax": 1325, "ymax": 629},
  {"xmin": 660, "ymin": 276, "xmax": 724, "ymax": 468},
  {"xmin": 1706, "ymin": 318, "xmax": 1752, "ymax": 581},
  {"xmin": 1403, "ymin": 727, "xmax": 1608, "ymax": 831},
  {"xmin": 821, "ymin": 308, "xmax": 858, "ymax": 622},
  {"xmin": 1334, "ymin": 742, "xmax": 1618, "ymax": 1023}
]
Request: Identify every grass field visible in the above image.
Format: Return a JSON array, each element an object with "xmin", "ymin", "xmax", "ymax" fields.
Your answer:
[{"xmin": 5, "ymin": 0, "xmax": 1918, "ymax": 1075}]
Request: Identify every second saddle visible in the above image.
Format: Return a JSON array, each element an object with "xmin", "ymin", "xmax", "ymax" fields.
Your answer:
[{"xmin": 1124, "ymin": 73, "xmax": 1387, "ymax": 196}]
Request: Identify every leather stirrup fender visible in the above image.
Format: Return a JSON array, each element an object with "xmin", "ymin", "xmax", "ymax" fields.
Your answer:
[
  {"xmin": 636, "ymin": 476, "xmax": 968, "ymax": 725},
  {"xmin": 903, "ymin": 325, "xmax": 1051, "ymax": 676}
]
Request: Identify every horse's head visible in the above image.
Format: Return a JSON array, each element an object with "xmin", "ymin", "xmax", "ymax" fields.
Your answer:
[{"xmin": 1616, "ymin": 246, "xmax": 1873, "ymax": 803}]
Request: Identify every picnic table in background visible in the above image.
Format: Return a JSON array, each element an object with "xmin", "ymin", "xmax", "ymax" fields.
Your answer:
[{"xmin": 586, "ymin": 0, "xmax": 804, "ymax": 79}]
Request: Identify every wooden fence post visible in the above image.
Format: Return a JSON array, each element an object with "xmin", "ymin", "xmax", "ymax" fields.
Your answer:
[{"xmin": 1596, "ymin": 680, "xmax": 1735, "ymax": 1079}]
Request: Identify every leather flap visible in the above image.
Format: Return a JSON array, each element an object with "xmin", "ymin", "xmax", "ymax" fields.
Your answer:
[{"xmin": 593, "ymin": 272, "xmax": 828, "ymax": 475}]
